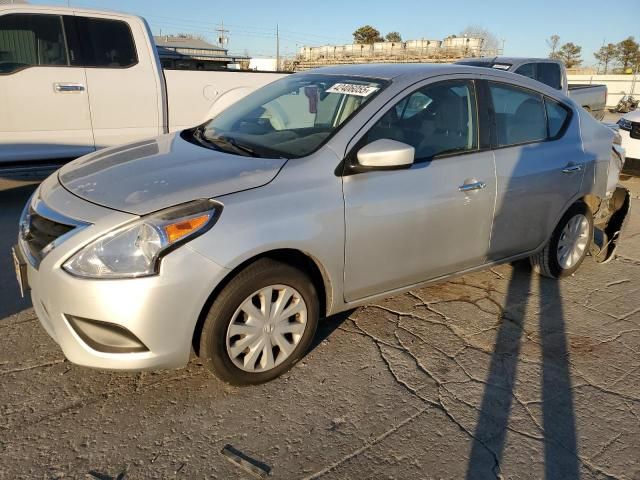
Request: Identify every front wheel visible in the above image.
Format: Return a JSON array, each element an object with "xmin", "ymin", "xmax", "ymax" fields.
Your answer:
[
  {"xmin": 199, "ymin": 258, "xmax": 319, "ymax": 385},
  {"xmin": 530, "ymin": 203, "xmax": 593, "ymax": 278}
]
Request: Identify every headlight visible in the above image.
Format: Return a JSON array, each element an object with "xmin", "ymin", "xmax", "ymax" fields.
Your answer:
[
  {"xmin": 617, "ymin": 118, "xmax": 632, "ymax": 131},
  {"xmin": 63, "ymin": 199, "xmax": 222, "ymax": 279}
]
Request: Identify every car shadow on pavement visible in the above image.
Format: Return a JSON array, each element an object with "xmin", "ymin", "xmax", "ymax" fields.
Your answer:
[
  {"xmin": 466, "ymin": 262, "xmax": 580, "ymax": 479},
  {"xmin": 310, "ymin": 309, "xmax": 357, "ymax": 352},
  {"xmin": 0, "ymin": 182, "xmax": 38, "ymax": 319}
]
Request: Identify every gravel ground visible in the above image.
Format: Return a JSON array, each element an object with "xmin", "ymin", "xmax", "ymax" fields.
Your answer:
[{"xmin": 0, "ymin": 174, "xmax": 639, "ymax": 479}]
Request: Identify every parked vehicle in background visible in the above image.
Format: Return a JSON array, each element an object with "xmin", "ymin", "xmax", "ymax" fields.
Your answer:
[
  {"xmin": 0, "ymin": 4, "xmax": 286, "ymax": 164},
  {"xmin": 617, "ymin": 111, "xmax": 640, "ymax": 162},
  {"xmin": 457, "ymin": 57, "xmax": 607, "ymax": 120},
  {"xmin": 14, "ymin": 64, "xmax": 630, "ymax": 385}
]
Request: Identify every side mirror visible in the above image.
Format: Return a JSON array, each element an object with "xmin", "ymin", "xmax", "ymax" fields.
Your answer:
[{"xmin": 355, "ymin": 139, "xmax": 415, "ymax": 171}]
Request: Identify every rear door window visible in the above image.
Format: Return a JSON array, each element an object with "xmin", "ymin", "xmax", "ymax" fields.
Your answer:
[
  {"xmin": 537, "ymin": 63, "xmax": 562, "ymax": 90},
  {"xmin": 73, "ymin": 17, "xmax": 137, "ymax": 68},
  {"xmin": 514, "ymin": 63, "xmax": 536, "ymax": 81},
  {"xmin": 0, "ymin": 13, "xmax": 68, "ymax": 74},
  {"xmin": 488, "ymin": 82, "xmax": 546, "ymax": 147}
]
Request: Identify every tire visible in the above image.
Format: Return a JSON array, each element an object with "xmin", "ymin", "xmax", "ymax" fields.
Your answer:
[
  {"xmin": 199, "ymin": 258, "xmax": 319, "ymax": 386},
  {"xmin": 530, "ymin": 202, "xmax": 593, "ymax": 278}
]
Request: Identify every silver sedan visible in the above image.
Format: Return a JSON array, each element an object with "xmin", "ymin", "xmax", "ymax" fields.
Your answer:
[{"xmin": 13, "ymin": 64, "xmax": 630, "ymax": 385}]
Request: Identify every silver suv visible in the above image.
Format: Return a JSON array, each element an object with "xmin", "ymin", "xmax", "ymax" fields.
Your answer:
[{"xmin": 14, "ymin": 64, "xmax": 627, "ymax": 385}]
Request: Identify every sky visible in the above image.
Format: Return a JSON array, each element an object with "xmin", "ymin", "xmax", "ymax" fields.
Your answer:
[{"xmin": 32, "ymin": 0, "xmax": 639, "ymax": 64}]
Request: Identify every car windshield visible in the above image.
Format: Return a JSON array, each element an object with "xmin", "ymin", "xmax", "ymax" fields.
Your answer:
[{"xmin": 191, "ymin": 74, "xmax": 387, "ymax": 159}]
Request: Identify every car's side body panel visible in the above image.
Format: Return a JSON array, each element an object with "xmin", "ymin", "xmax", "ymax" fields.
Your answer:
[{"xmin": 185, "ymin": 147, "xmax": 346, "ymax": 316}]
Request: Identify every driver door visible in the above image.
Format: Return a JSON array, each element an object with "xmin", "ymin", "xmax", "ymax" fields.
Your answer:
[
  {"xmin": 0, "ymin": 12, "xmax": 93, "ymax": 162},
  {"xmin": 342, "ymin": 79, "xmax": 496, "ymax": 302}
]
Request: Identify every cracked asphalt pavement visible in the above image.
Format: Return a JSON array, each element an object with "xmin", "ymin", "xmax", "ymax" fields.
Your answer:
[{"xmin": 1, "ymin": 175, "xmax": 639, "ymax": 479}]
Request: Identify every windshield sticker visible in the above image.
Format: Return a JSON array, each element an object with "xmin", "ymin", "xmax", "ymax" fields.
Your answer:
[
  {"xmin": 326, "ymin": 83, "xmax": 379, "ymax": 97},
  {"xmin": 492, "ymin": 64, "xmax": 511, "ymax": 70}
]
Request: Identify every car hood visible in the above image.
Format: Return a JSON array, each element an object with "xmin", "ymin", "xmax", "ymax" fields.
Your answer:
[{"xmin": 58, "ymin": 133, "xmax": 286, "ymax": 215}]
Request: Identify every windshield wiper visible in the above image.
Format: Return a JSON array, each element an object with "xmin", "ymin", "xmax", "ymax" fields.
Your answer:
[
  {"xmin": 191, "ymin": 125, "xmax": 217, "ymax": 149},
  {"xmin": 204, "ymin": 133, "xmax": 262, "ymax": 158}
]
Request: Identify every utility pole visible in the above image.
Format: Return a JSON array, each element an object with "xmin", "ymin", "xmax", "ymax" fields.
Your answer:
[
  {"xmin": 216, "ymin": 21, "xmax": 229, "ymax": 49},
  {"xmin": 276, "ymin": 23, "xmax": 280, "ymax": 72}
]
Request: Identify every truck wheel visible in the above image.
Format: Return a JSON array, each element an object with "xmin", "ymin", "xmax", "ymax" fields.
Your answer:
[
  {"xmin": 530, "ymin": 203, "xmax": 593, "ymax": 278},
  {"xmin": 199, "ymin": 258, "xmax": 319, "ymax": 385}
]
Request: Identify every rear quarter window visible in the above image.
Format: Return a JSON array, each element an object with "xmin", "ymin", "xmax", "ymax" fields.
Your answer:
[{"xmin": 545, "ymin": 98, "xmax": 571, "ymax": 138}]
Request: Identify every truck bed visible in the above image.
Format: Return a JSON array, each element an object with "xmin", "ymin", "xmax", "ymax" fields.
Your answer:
[
  {"xmin": 164, "ymin": 69, "xmax": 288, "ymax": 132},
  {"xmin": 568, "ymin": 84, "xmax": 606, "ymax": 90},
  {"xmin": 567, "ymin": 83, "xmax": 607, "ymax": 121}
]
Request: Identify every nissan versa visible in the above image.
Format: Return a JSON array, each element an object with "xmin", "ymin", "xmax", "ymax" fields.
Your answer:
[{"xmin": 13, "ymin": 64, "xmax": 630, "ymax": 385}]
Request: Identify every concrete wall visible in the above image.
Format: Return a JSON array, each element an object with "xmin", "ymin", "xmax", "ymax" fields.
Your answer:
[
  {"xmin": 567, "ymin": 74, "xmax": 639, "ymax": 107},
  {"xmin": 249, "ymin": 58, "xmax": 278, "ymax": 72}
]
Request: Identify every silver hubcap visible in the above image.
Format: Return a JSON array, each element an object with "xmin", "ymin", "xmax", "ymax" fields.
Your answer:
[
  {"xmin": 557, "ymin": 214, "xmax": 589, "ymax": 269},
  {"xmin": 226, "ymin": 285, "xmax": 308, "ymax": 373}
]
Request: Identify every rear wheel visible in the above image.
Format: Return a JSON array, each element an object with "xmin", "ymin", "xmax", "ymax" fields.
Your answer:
[
  {"xmin": 199, "ymin": 258, "xmax": 319, "ymax": 385},
  {"xmin": 530, "ymin": 203, "xmax": 593, "ymax": 278}
]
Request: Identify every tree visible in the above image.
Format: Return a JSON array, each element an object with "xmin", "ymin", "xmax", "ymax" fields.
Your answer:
[
  {"xmin": 353, "ymin": 25, "xmax": 383, "ymax": 45},
  {"xmin": 615, "ymin": 36, "xmax": 640, "ymax": 72},
  {"xmin": 556, "ymin": 42, "xmax": 582, "ymax": 68},
  {"xmin": 459, "ymin": 25, "xmax": 499, "ymax": 53},
  {"xmin": 594, "ymin": 43, "xmax": 618, "ymax": 74},
  {"xmin": 385, "ymin": 31, "xmax": 402, "ymax": 43},
  {"xmin": 546, "ymin": 35, "xmax": 561, "ymax": 58}
]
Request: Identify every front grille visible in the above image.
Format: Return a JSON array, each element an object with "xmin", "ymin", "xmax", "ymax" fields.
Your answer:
[
  {"xmin": 631, "ymin": 122, "xmax": 640, "ymax": 140},
  {"xmin": 22, "ymin": 209, "xmax": 75, "ymax": 261}
]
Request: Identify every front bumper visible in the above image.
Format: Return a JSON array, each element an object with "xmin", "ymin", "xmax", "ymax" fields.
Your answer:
[{"xmin": 20, "ymin": 179, "xmax": 229, "ymax": 371}]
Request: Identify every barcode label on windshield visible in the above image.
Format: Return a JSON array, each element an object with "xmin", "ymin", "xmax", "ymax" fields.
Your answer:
[{"xmin": 326, "ymin": 83, "xmax": 379, "ymax": 97}]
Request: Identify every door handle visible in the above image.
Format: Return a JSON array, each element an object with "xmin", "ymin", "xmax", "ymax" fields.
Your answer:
[
  {"xmin": 459, "ymin": 181, "xmax": 486, "ymax": 192},
  {"xmin": 54, "ymin": 83, "xmax": 85, "ymax": 93},
  {"xmin": 562, "ymin": 165, "xmax": 583, "ymax": 174}
]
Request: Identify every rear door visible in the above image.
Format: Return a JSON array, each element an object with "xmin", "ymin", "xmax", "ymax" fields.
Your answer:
[
  {"xmin": 486, "ymin": 80, "xmax": 584, "ymax": 260},
  {"xmin": 69, "ymin": 13, "xmax": 162, "ymax": 148},
  {"xmin": 0, "ymin": 12, "xmax": 93, "ymax": 162},
  {"xmin": 342, "ymin": 78, "xmax": 496, "ymax": 302}
]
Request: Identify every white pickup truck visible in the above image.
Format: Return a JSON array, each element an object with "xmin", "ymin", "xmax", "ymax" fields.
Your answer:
[
  {"xmin": 0, "ymin": 4, "xmax": 286, "ymax": 164},
  {"xmin": 457, "ymin": 57, "xmax": 608, "ymax": 121}
]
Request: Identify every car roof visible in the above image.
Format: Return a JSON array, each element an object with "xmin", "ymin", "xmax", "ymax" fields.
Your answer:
[
  {"xmin": 303, "ymin": 63, "xmax": 488, "ymax": 80},
  {"xmin": 0, "ymin": 3, "xmax": 137, "ymax": 20}
]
